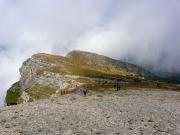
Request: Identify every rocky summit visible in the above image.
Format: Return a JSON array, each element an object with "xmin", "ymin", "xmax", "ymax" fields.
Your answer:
[{"xmin": 2, "ymin": 50, "xmax": 180, "ymax": 135}]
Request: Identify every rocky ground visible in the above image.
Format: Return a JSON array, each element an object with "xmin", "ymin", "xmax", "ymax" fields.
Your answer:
[{"xmin": 0, "ymin": 89, "xmax": 180, "ymax": 135}]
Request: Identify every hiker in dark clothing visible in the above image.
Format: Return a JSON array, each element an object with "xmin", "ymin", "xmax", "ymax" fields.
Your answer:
[
  {"xmin": 81, "ymin": 87, "xmax": 87, "ymax": 96},
  {"xmin": 114, "ymin": 79, "xmax": 121, "ymax": 91},
  {"xmin": 83, "ymin": 88, "xmax": 87, "ymax": 96},
  {"xmin": 116, "ymin": 83, "xmax": 119, "ymax": 91},
  {"xmin": 117, "ymin": 83, "xmax": 121, "ymax": 91}
]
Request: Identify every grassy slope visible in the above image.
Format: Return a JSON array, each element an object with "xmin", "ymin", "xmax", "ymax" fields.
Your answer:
[
  {"xmin": 26, "ymin": 84, "xmax": 57, "ymax": 102},
  {"xmin": 67, "ymin": 50, "xmax": 155, "ymax": 79},
  {"xmin": 44, "ymin": 51, "xmax": 179, "ymax": 91},
  {"xmin": 67, "ymin": 51, "xmax": 130, "ymax": 76},
  {"xmin": 5, "ymin": 82, "xmax": 23, "ymax": 106},
  {"xmin": 37, "ymin": 51, "xmax": 153, "ymax": 81}
]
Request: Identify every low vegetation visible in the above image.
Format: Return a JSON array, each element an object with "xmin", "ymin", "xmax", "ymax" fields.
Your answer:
[
  {"xmin": 26, "ymin": 84, "xmax": 57, "ymax": 102},
  {"xmin": 5, "ymin": 82, "xmax": 23, "ymax": 106}
]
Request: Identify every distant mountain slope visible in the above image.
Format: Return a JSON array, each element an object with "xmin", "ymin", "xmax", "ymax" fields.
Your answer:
[
  {"xmin": 5, "ymin": 50, "xmax": 157, "ymax": 105},
  {"xmin": 67, "ymin": 50, "xmax": 155, "ymax": 79}
]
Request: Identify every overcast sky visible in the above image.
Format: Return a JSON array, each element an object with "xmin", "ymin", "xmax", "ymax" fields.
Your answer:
[{"xmin": 0, "ymin": 0, "xmax": 180, "ymax": 106}]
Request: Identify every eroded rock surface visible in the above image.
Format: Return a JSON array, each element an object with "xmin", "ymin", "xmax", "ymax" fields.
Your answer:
[
  {"xmin": 1, "ymin": 89, "xmax": 180, "ymax": 135},
  {"xmin": 19, "ymin": 54, "xmax": 57, "ymax": 91}
]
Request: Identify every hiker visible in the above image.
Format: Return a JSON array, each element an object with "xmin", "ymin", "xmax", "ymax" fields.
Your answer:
[
  {"xmin": 117, "ymin": 83, "xmax": 121, "ymax": 91},
  {"xmin": 114, "ymin": 79, "xmax": 121, "ymax": 91},
  {"xmin": 82, "ymin": 88, "xmax": 87, "ymax": 96}
]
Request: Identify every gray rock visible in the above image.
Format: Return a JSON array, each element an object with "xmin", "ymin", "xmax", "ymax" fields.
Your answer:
[{"xmin": 1, "ymin": 89, "xmax": 180, "ymax": 135}]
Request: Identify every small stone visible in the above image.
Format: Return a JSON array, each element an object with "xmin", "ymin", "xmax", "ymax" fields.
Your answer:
[{"xmin": 63, "ymin": 130, "xmax": 73, "ymax": 135}]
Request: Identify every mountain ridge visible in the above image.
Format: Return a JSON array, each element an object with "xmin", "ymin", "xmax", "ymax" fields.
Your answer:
[
  {"xmin": 67, "ymin": 50, "xmax": 154, "ymax": 78},
  {"xmin": 5, "ymin": 50, "xmax": 178, "ymax": 106}
]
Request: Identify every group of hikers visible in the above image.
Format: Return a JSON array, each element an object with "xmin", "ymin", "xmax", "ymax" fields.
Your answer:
[{"xmin": 77, "ymin": 79, "xmax": 121, "ymax": 97}]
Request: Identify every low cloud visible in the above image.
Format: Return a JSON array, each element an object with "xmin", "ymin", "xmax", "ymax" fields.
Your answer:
[
  {"xmin": 0, "ymin": 0, "xmax": 180, "ymax": 105},
  {"xmin": 74, "ymin": 0, "xmax": 180, "ymax": 73}
]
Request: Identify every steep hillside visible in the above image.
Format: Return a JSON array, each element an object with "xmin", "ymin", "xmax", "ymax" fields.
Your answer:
[{"xmin": 5, "ymin": 50, "xmax": 157, "ymax": 105}]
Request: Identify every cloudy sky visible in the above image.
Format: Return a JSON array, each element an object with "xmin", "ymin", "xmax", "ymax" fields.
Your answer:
[{"xmin": 0, "ymin": 0, "xmax": 180, "ymax": 106}]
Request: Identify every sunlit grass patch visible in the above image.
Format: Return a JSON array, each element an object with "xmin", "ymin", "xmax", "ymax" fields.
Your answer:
[{"xmin": 26, "ymin": 84, "xmax": 57, "ymax": 102}]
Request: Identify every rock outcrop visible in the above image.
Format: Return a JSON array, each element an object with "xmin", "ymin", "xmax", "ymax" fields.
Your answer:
[{"xmin": 19, "ymin": 55, "xmax": 55, "ymax": 91}]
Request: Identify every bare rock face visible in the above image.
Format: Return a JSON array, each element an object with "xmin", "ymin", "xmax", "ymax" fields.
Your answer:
[
  {"xmin": 19, "ymin": 54, "xmax": 56, "ymax": 91},
  {"xmin": 7, "ymin": 53, "xmax": 81, "ymax": 105}
]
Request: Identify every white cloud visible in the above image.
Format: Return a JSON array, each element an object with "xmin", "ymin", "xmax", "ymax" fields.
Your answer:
[
  {"xmin": 0, "ymin": 0, "xmax": 180, "ymax": 105},
  {"xmin": 74, "ymin": 0, "xmax": 180, "ymax": 72}
]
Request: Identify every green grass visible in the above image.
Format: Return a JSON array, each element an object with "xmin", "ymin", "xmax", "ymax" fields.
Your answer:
[
  {"xmin": 36, "ymin": 51, "xmax": 130, "ymax": 77},
  {"xmin": 38, "ymin": 62, "xmax": 134, "ymax": 81},
  {"xmin": 5, "ymin": 82, "xmax": 23, "ymax": 106},
  {"xmin": 35, "ymin": 51, "xmax": 150, "ymax": 82},
  {"xmin": 26, "ymin": 84, "xmax": 57, "ymax": 102},
  {"xmin": 6, "ymin": 82, "xmax": 59, "ymax": 104}
]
